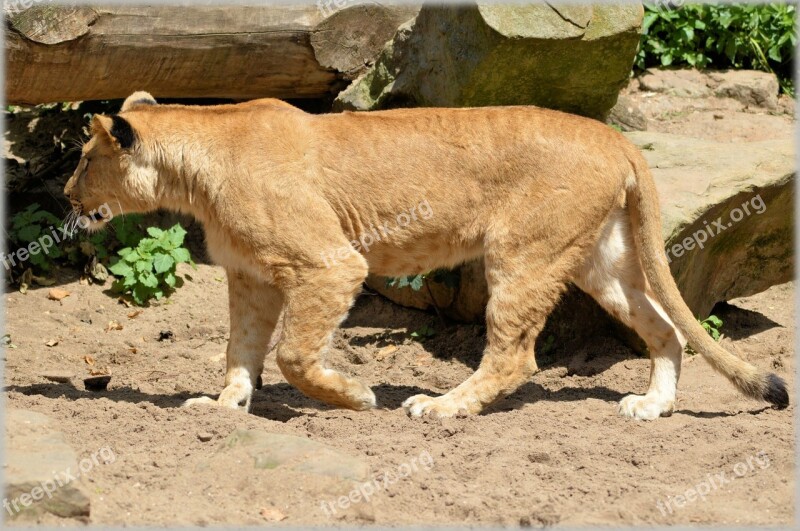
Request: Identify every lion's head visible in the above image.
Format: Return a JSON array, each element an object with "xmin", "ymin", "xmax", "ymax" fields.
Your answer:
[{"xmin": 63, "ymin": 91, "xmax": 160, "ymax": 230}]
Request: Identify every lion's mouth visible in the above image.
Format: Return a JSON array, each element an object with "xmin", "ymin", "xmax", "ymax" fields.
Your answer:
[{"xmin": 88, "ymin": 211, "xmax": 108, "ymax": 223}]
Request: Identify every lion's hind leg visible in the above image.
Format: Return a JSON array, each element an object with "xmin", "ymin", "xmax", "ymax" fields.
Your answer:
[
  {"xmin": 573, "ymin": 208, "xmax": 686, "ymax": 420},
  {"xmin": 403, "ymin": 240, "xmax": 574, "ymax": 418}
]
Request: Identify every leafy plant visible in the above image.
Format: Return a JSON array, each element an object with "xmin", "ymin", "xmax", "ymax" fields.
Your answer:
[
  {"xmin": 7, "ymin": 203, "xmax": 64, "ymax": 271},
  {"xmin": 386, "ymin": 269, "xmax": 460, "ymax": 291},
  {"xmin": 637, "ymin": 3, "xmax": 796, "ymax": 95},
  {"xmin": 700, "ymin": 314, "xmax": 723, "ymax": 341},
  {"xmin": 108, "ymin": 224, "xmax": 194, "ymax": 305},
  {"xmin": 410, "ymin": 324, "xmax": 436, "ymax": 341}
]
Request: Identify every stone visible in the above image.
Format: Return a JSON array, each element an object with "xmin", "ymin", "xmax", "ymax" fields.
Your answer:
[
  {"xmin": 370, "ymin": 132, "xmax": 793, "ymax": 321},
  {"xmin": 638, "ymin": 68, "xmax": 713, "ymax": 98},
  {"xmin": 221, "ymin": 430, "xmax": 369, "ymax": 482},
  {"xmin": 607, "ymin": 94, "xmax": 648, "ymax": 131},
  {"xmin": 334, "ymin": 2, "xmax": 643, "ymax": 119},
  {"xmin": 42, "ymin": 371, "xmax": 72, "ymax": 383},
  {"xmin": 636, "ymin": 68, "xmax": 780, "ymax": 110},
  {"xmin": 4, "ymin": 409, "xmax": 90, "ymax": 520},
  {"xmin": 708, "ymin": 70, "xmax": 779, "ymax": 110},
  {"xmin": 629, "ymin": 131, "xmax": 793, "ymax": 316}
]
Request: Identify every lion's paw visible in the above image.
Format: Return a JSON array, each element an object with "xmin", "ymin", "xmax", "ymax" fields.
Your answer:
[
  {"xmin": 618, "ymin": 394, "xmax": 673, "ymax": 420},
  {"xmin": 402, "ymin": 394, "xmax": 474, "ymax": 419}
]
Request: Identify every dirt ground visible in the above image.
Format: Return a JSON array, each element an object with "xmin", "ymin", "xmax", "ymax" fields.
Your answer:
[{"xmin": 3, "ymin": 71, "xmax": 796, "ymax": 527}]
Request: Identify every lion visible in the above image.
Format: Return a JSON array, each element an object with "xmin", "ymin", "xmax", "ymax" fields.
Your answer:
[{"xmin": 63, "ymin": 91, "xmax": 788, "ymax": 420}]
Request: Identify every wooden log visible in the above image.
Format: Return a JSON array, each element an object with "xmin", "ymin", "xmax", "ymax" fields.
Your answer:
[{"xmin": 5, "ymin": 3, "xmax": 418, "ymax": 105}]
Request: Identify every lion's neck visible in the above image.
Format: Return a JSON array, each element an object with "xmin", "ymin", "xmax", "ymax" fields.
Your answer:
[{"xmin": 147, "ymin": 133, "xmax": 225, "ymax": 226}]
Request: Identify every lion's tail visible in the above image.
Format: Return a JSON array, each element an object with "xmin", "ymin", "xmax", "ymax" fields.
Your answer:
[{"xmin": 623, "ymin": 147, "xmax": 788, "ymax": 409}]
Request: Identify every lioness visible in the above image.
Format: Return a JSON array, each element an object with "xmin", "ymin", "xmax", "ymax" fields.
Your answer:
[{"xmin": 64, "ymin": 92, "xmax": 788, "ymax": 420}]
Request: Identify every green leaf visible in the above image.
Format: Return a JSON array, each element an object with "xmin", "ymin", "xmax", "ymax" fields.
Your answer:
[
  {"xmin": 146, "ymin": 227, "xmax": 165, "ymax": 239},
  {"xmin": 17, "ymin": 225, "xmax": 41, "ymax": 242},
  {"xmin": 170, "ymin": 247, "xmax": 191, "ymax": 263},
  {"xmin": 163, "ymin": 272, "xmax": 177, "ymax": 288},
  {"xmin": 168, "ymin": 224, "xmax": 187, "ymax": 247},
  {"xmin": 409, "ymin": 275, "xmax": 424, "ymax": 291},
  {"xmin": 108, "ymin": 260, "xmax": 134, "ymax": 278},
  {"xmin": 123, "ymin": 250, "xmax": 141, "ymax": 263},
  {"xmin": 153, "ymin": 253, "xmax": 175, "ymax": 274},
  {"xmin": 138, "ymin": 269, "xmax": 159, "ymax": 288}
]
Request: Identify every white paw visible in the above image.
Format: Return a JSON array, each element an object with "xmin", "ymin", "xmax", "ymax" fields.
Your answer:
[
  {"xmin": 402, "ymin": 394, "xmax": 474, "ymax": 418},
  {"xmin": 618, "ymin": 394, "xmax": 674, "ymax": 420},
  {"xmin": 182, "ymin": 396, "xmax": 218, "ymax": 408},
  {"xmin": 353, "ymin": 385, "xmax": 377, "ymax": 411}
]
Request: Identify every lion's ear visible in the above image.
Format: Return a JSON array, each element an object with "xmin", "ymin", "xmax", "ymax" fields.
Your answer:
[
  {"xmin": 121, "ymin": 91, "xmax": 157, "ymax": 112},
  {"xmin": 91, "ymin": 114, "xmax": 136, "ymax": 150}
]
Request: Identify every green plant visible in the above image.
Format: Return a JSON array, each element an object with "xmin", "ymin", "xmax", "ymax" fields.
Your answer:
[
  {"xmin": 410, "ymin": 324, "xmax": 436, "ymax": 341},
  {"xmin": 700, "ymin": 314, "xmax": 723, "ymax": 341},
  {"xmin": 637, "ymin": 3, "xmax": 796, "ymax": 95},
  {"xmin": 7, "ymin": 203, "xmax": 64, "ymax": 271},
  {"xmin": 63, "ymin": 214, "xmax": 146, "ymax": 268},
  {"xmin": 386, "ymin": 269, "xmax": 460, "ymax": 291},
  {"xmin": 108, "ymin": 223, "xmax": 194, "ymax": 305}
]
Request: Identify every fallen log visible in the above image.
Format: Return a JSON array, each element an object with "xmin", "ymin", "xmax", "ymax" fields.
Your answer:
[{"xmin": 5, "ymin": 3, "xmax": 419, "ymax": 105}]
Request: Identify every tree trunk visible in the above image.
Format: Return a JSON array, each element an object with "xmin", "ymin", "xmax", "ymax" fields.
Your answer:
[{"xmin": 5, "ymin": 3, "xmax": 418, "ymax": 105}]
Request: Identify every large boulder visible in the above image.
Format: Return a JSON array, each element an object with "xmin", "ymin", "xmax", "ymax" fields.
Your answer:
[
  {"xmin": 4, "ymin": 409, "xmax": 91, "ymax": 520},
  {"xmin": 335, "ymin": 2, "xmax": 643, "ymax": 119},
  {"xmin": 368, "ymin": 132, "xmax": 794, "ymax": 321}
]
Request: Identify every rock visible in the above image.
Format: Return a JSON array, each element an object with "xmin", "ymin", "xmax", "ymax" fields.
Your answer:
[
  {"xmin": 196, "ymin": 432, "xmax": 213, "ymax": 442},
  {"xmin": 629, "ymin": 131, "xmax": 793, "ymax": 316},
  {"xmin": 4, "ymin": 409, "xmax": 90, "ymax": 520},
  {"xmin": 46, "ymin": 288, "xmax": 70, "ymax": 301},
  {"xmin": 638, "ymin": 68, "xmax": 713, "ymax": 98},
  {"xmin": 221, "ymin": 430, "xmax": 369, "ymax": 482},
  {"xmin": 371, "ymin": 132, "xmax": 793, "ymax": 321},
  {"xmin": 637, "ymin": 68, "xmax": 780, "ymax": 110},
  {"xmin": 42, "ymin": 371, "xmax": 72, "ymax": 383},
  {"xmin": 334, "ymin": 2, "xmax": 643, "ymax": 119},
  {"xmin": 158, "ymin": 330, "xmax": 174, "ymax": 342},
  {"xmin": 84, "ymin": 375, "xmax": 111, "ymax": 392},
  {"xmin": 365, "ymin": 273, "xmax": 454, "ymax": 312},
  {"xmin": 607, "ymin": 94, "xmax": 648, "ymax": 131},
  {"xmin": 708, "ymin": 70, "xmax": 779, "ymax": 110}
]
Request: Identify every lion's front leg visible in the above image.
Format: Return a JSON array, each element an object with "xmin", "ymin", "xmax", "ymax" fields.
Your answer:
[{"xmin": 183, "ymin": 269, "xmax": 283, "ymax": 411}]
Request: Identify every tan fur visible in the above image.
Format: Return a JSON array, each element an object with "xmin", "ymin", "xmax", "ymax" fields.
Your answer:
[{"xmin": 64, "ymin": 92, "xmax": 788, "ymax": 419}]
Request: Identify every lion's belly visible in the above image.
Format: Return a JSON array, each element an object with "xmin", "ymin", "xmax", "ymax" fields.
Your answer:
[{"xmin": 362, "ymin": 239, "xmax": 484, "ymax": 277}]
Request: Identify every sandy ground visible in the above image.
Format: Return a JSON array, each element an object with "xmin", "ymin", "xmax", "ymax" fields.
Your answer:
[{"xmin": 3, "ymin": 71, "xmax": 796, "ymax": 527}]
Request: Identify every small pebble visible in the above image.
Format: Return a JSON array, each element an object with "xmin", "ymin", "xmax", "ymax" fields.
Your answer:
[
  {"xmin": 197, "ymin": 432, "xmax": 213, "ymax": 442},
  {"xmin": 43, "ymin": 372, "xmax": 72, "ymax": 383},
  {"xmin": 84, "ymin": 375, "xmax": 111, "ymax": 392}
]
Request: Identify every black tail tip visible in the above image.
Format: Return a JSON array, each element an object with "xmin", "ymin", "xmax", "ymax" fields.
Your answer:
[{"xmin": 764, "ymin": 373, "xmax": 789, "ymax": 409}]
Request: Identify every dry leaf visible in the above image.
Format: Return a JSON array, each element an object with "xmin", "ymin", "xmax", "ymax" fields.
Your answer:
[
  {"xmin": 45, "ymin": 339, "xmax": 59, "ymax": 347},
  {"xmin": 117, "ymin": 297, "xmax": 132, "ymax": 307},
  {"xmin": 127, "ymin": 310, "xmax": 142, "ymax": 319},
  {"xmin": 106, "ymin": 320, "xmax": 123, "ymax": 332},
  {"xmin": 47, "ymin": 288, "xmax": 70, "ymax": 301},
  {"xmin": 83, "ymin": 355, "xmax": 95, "ymax": 365},
  {"xmin": 260, "ymin": 507, "xmax": 287, "ymax": 522},
  {"xmin": 128, "ymin": 347, "xmax": 138, "ymax": 355}
]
